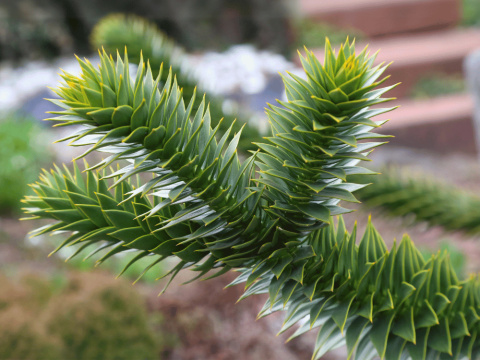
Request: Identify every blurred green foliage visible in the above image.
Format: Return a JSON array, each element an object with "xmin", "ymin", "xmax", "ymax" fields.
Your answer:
[
  {"xmin": 462, "ymin": 0, "xmax": 480, "ymax": 26},
  {"xmin": 409, "ymin": 73, "xmax": 466, "ymax": 99},
  {"xmin": 0, "ymin": 271, "xmax": 162, "ymax": 360},
  {"xmin": 294, "ymin": 20, "xmax": 364, "ymax": 51},
  {"xmin": 0, "ymin": 115, "xmax": 52, "ymax": 214}
]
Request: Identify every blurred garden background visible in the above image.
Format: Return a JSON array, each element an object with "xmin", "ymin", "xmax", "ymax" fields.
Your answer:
[{"xmin": 1, "ymin": 0, "xmax": 480, "ymax": 359}]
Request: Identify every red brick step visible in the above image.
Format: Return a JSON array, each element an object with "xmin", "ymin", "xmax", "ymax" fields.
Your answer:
[
  {"xmin": 379, "ymin": 94, "xmax": 475, "ymax": 154},
  {"xmin": 300, "ymin": 0, "xmax": 460, "ymax": 38}
]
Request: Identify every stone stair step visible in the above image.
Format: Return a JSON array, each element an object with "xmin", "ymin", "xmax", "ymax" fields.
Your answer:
[
  {"xmin": 300, "ymin": 29, "xmax": 480, "ymax": 98},
  {"xmin": 378, "ymin": 94, "xmax": 475, "ymax": 153},
  {"xmin": 300, "ymin": 0, "xmax": 460, "ymax": 37}
]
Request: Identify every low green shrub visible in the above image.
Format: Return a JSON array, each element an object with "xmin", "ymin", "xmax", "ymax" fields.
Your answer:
[
  {"xmin": 409, "ymin": 73, "xmax": 466, "ymax": 99},
  {"xmin": 0, "ymin": 306, "xmax": 62, "ymax": 360},
  {"xmin": 46, "ymin": 272, "xmax": 160, "ymax": 360},
  {"xmin": 0, "ymin": 274, "xmax": 61, "ymax": 360},
  {"xmin": 0, "ymin": 271, "xmax": 161, "ymax": 360},
  {"xmin": 0, "ymin": 114, "xmax": 52, "ymax": 214}
]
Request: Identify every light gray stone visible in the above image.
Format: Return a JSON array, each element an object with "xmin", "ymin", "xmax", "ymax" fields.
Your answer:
[{"xmin": 464, "ymin": 50, "xmax": 480, "ymax": 156}]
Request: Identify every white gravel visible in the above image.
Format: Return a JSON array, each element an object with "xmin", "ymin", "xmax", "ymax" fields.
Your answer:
[
  {"xmin": 0, "ymin": 45, "xmax": 301, "ymax": 114},
  {"xmin": 0, "ymin": 56, "xmax": 97, "ymax": 112},
  {"xmin": 189, "ymin": 44, "xmax": 296, "ymax": 96}
]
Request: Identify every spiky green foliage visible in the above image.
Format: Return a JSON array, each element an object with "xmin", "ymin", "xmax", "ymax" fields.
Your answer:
[
  {"xmin": 355, "ymin": 169, "xmax": 480, "ymax": 235},
  {"xmin": 257, "ymin": 43, "xmax": 395, "ymax": 234},
  {"xmin": 91, "ymin": 13, "xmax": 262, "ymax": 152},
  {"xmin": 22, "ymin": 163, "xmax": 218, "ymax": 289},
  {"xmin": 22, "ymin": 40, "xmax": 480, "ymax": 359},
  {"xmin": 23, "ymin": 167, "xmax": 480, "ymax": 359}
]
